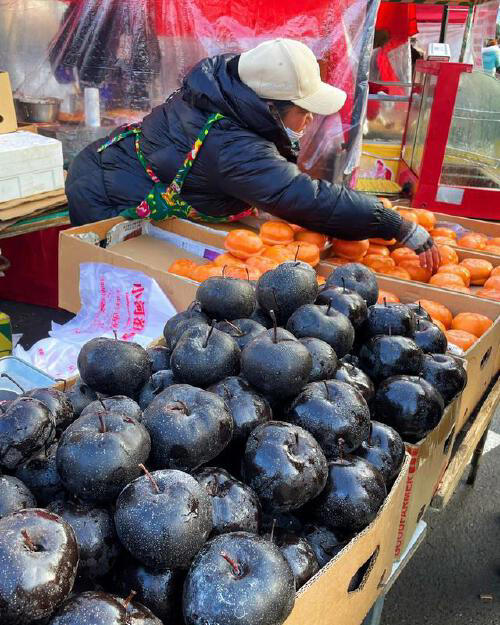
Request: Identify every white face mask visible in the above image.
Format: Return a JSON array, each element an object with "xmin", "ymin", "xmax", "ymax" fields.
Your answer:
[{"xmin": 285, "ymin": 126, "xmax": 305, "ymax": 142}]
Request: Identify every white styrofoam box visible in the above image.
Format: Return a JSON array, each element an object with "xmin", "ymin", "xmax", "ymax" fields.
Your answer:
[{"xmin": 0, "ymin": 131, "xmax": 64, "ymax": 202}]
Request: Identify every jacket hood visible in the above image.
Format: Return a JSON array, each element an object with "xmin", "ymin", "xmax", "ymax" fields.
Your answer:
[{"xmin": 181, "ymin": 54, "xmax": 296, "ymax": 160}]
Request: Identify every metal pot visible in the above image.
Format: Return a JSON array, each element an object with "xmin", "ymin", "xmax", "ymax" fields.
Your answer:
[{"xmin": 14, "ymin": 97, "xmax": 61, "ymax": 123}]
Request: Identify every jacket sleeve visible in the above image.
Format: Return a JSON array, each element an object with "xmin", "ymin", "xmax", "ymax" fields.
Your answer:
[{"xmin": 216, "ymin": 131, "xmax": 403, "ymax": 240}]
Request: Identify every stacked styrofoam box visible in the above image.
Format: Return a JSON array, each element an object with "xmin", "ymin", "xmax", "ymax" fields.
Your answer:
[{"xmin": 0, "ymin": 131, "xmax": 64, "ymax": 203}]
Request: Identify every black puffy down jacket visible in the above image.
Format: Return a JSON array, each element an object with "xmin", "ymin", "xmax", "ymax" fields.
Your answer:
[{"xmin": 66, "ymin": 54, "xmax": 403, "ymax": 240}]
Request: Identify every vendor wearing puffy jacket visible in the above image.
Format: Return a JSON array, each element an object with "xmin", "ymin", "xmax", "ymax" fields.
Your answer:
[{"xmin": 66, "ymin": 38, "xmax": 439, "ymax": 271}]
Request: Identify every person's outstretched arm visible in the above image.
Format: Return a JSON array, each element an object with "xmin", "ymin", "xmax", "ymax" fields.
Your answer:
[{"xmin": 217, "ymin": 132, "xmax": 440, "ymax": 271}]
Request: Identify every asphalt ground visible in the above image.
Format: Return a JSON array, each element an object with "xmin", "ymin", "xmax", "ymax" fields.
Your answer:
[{"xmin": 3, "ymin": 298, "xmax": 499, "ymax": 625}]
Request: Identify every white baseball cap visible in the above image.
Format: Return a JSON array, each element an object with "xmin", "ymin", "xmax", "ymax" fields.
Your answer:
[{"xmin": 238, "ymin": 38, "xmax": 347, "ymax": 116}]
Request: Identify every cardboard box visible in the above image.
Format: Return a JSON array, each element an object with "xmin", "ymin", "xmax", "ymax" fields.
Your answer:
[
  {"xmin": 0, "ymin": 72, "xmax": 17, "ymax": 134},
  {"xmin": 58, "ymin": 217, "xmax": 226, "ymax": 314},
  {"xmin": 55, "ymin": 364, "xmax": 411, "ymax": 625},
  {"xmin": 284, "ymin": 456, "xmax": 409, "ymax": 625},
  {"xmin": 432, "ymin": 211, "xmax": 500, "ymax": 240},
  {"xmin": 394, "ymin": 403, "xmax": 456, "ymax": 559}
]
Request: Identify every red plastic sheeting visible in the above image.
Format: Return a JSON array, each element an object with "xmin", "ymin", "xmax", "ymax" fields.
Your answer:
[
  {"xmin": 415, "ymin": 6, "xmax": 469, "ymax": 24},
  {"xmin": 376, "ymin": 4, "xmax": 418, "ymax": 49},
  {"xmin": 0, "ymin": 226, "xmax": 70, "ymax": 309}
]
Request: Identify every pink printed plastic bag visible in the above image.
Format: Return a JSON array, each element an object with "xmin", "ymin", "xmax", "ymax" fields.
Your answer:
[{"xmin": 14, "ymin": 263, "xmax": 177, "ymax": 379}]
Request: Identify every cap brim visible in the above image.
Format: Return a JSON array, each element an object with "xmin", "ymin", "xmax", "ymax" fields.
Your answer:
[{"xmin": 292, "ymin": 82, "xmax": 347, "ymax": 115}]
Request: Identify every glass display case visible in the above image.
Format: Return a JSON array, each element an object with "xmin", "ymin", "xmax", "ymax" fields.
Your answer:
[{"xmin": 398, "ymin": 60, "xmax": 500, "ymax": 219}]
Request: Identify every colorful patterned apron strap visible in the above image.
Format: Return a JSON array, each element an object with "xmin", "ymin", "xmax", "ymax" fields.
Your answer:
[{"xmin": 98, "ymin": 113, "xmax": 254, "ymax": 224}]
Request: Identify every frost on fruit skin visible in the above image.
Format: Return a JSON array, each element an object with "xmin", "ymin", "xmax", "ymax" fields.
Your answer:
[
  {"xmin": 242, "ymin": 421, "xmax": 328, "ymax": 513},
  {"xmin": 56, "ymin": 412, "xmax": 151, "ymax": 503},
  {"xmin": 49, "ymin": 591, "xmax": 128, "ymax": 625},
  {"xmin": 286, "ymin": 380, "xmax": 371, "ymax": 460},
  {"xmin": 183, "ymin": 532, "xmax": 295, "ymax": 625},
  {"xmin": 81, "ymin": 396, "xmax": 142, "ymax": 421},
  {"xmin": 196, "ymin": 467, "xmax": 262, "ymax": 535},
  {"xmin": 115, "ymin": 469, "xmax": 213, "ymax": 570},
  {"xmin": 0, "ymin": 398, "xmax": 56, "ymax": 471},
  {"xmin": 47, "ymin": 500, "xmax": 120, "ymax": 580},
  {"xmin": 0, "ymin": 475, "xmax": 36, "ymax": 519},
  {"xmin": 0, "ymin": 509, "xmax": 79, "ymax": 624},
  {"xmin": 15, "ymin": 443, "xmax": 65, "ymax": 507},
  {"xmin": 142, "ymin": 384, "xmax": 233, "ymax": 471}
]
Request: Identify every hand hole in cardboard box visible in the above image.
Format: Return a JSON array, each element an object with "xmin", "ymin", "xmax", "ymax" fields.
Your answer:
[
  {"xmin": 0, "ymin": 115, "xmax": 3, "ymax": 124},
  {"xmin": 347, "ymin": 546, "xmax": 380, "ymax": 593},
  {"xmin": 443, "ymin": 426, "xmax": 455, "ymax": 455},
  {"xmin": 480, "ymin": 347, "xmax": 492, "ymax": 370}
]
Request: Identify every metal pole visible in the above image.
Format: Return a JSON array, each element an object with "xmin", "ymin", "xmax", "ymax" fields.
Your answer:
[
  {"xmin": 439, "ymin": 5, "xmax": 450, "ymax": 43},
  {"xmin": 459, "ymin": 6, "xmax": 474, "ymax": 63}
]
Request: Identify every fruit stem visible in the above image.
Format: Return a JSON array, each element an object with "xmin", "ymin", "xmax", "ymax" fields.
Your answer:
[
  {"xmin": 221, "ymin": 552, "xmax": 241, "ymax": 577},
  {"xmin": 123, "ymin": 590, "xmax": 137, "ymax": 609},
  {"xmin": 342, "ymin": 277, "xmax": 346, "ymax": 293},
  {"xmin": 113, "ymin": 330, "xmax": 118, "ymax": 341},
  {"xmin": 139, "ymin": 464, "xmax": 160, "ymax": 494},
  {"xmin": 98, "ymin": 413, "xmax": 107, "ymax": 433},
  {"xmin": 55, "ymin": 378, "xmax": 67, "ymax": 392},
  {"xmin": 323, "ymin": 381, "xmax": 330, "ymax": 401},
  {"xmin": 21, "ymin": 529, "xmax": 38, "ymax": 552},
  {"xmin": 224, "ymin": 320, "xmax": 244, "ymax": 336},
  {"xmin": 203, "ymin": 321, "xmax": 215, "ymax": 348},
  {"xmin": 245, "ymin": 267, "xmax": 250, "ymax": 282},
  {"xmin": 222, "ymin": 265, "xmax": 227, "ymax": 278},
  {"xmin": 270, "ymin": 518, "xmax": 276, "ymax": 543},
  {"xmin": 294, "ymin": 245, "xmax": 300, "ymax": 262},
  {"xmin": 383, "ymin": 297, "xmax": 387, "ymax": 307},
  {"xmin": 166, "ymin": 400, "xmax": 189, "ymax": 414},
  {"xmin": 326, "ymin": 299, "xmax": 333, "ymax": 316},
  {"xmin": 1, "ymin": 373, "xmax": 25, "ymax": 393},
  {"xmin": 269, "ymin": 310, "xmax": 278, "ymax": 344},
  {"xmin": 338, "ymin": 437, "xmax": 345, "ymax": 462}
]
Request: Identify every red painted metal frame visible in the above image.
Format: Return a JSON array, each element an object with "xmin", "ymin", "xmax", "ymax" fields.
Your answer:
[{"xmin": 398, "ymin": 60, "xmax": 499, "ymax": 219}]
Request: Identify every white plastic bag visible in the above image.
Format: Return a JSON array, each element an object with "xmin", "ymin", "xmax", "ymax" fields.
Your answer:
[{"xmin": 14, "ymin": 263, "xmax": 177, "ymax": 379}]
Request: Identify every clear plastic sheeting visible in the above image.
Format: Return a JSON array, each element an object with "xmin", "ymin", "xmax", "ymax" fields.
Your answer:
[
  {"xmin": 0, "ymin": 0, "xmax": 381, "ymax": 184},
  {"xmin": 441, "ymin": 70, "xmax": 500, "ymax": 190}
]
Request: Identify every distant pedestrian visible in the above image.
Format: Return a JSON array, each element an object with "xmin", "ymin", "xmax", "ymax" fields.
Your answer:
[{"xmin": 482, "ymin": 39, "xmax": 500, "ymax": 76}]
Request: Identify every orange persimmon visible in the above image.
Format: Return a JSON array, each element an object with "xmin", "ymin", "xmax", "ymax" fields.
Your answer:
[
  {"xmin": 246, "ymin": 255, "xmax": 278, "ymax": 273},
  {"xmin": 414, "ymin": 208, "xmax": 436, "ymax": 231},
  {"xmin": 260, "ymin": 245, "xmax": 295, "ymax": 264},
  {"xmin": 391, "ymin": 247, "xmax": 417, "ymax": 264},
  {"xmin": 295, "ymin": 230, "xmax": 329, "ymax": 249},
  {"xmin": 370, "ymin": 237, "xmax": 397, "ymax": 246},
  {"xmin": 362, "ymin": 255, "xmax": 396, "ymax": 273},
  {"xmin": 451, "ymin": 312, "xmax": 492, "ymax": 337},
  {"xmin": 433, "ymin": 237, "xmax": 457, "ymax": 247},
  {"xmin": 366, "ymin": 243, "xmax": 390, "ymax": 257},
  {"xmin": 260, "ymin": 221, "xmax": 295, "ymax": 246},
  {"xmin": 437, "ymin": 245, "xmax": 459, "ymax": 265},
  {"xmin": 445, "ymin": 329, "xmax": 477, "ymax": 351},
  {"xmin": 398, "ymin": 209, "xmax": 418, "ymax": 224},
  {"xmin": 430, "ymin": 227, "xmax": 457, "ymax": 240},
  {"xmin": 223, "ymin": 266, "xmax": 262, "ymax": 280},
  {"xmin": 225, "ymin": 229, "xmax": 264, "ymax": 259},
  {"xmin": 476, "ymin": 288, "xmax": 500, "ymax": 301},
  {"xmin": 457, "ymin": 232, "xmax": 487, "ymax": 250},
  {"xmin": 213, "ymin": 253, "xmax": 247, "ymax": 267},
  {"xmin": 325, "ymin": 257, "xmax": 351, "ymax": 268},
  {"xmin": 168, "ymin": 259, "xmax": 198, "ymax": 278},
  {"xmin": 433, "ymin": 319, "xmax": 447, "ymax": 333},
  {"xmin": 381, "ymin": 267, "xmax": 412, "ymax": 280},
  {"xmin": 458, "ymin": 258, "xmax": 493, "ymax": 285},
  {"xmin": 437, "ymin": 264, "xmax": 471, "ymax": 287},
  {"xmin": 286, "ymin": 241, "xmax": 321, "ymax": 266},
  {"xmin": 398, "ymin": 259, "xmax": 432, "ymax": 282},
  {"xmin": 429, "ymin": 272, "xmax": 466, "ymax": 289},
  {"xmin": 416, "ymin": 299, "xmax": 453, "ymax": 329},
  {"xmin": 331, "ymin": 238, "xmax": 370, "ymax": 260},
  {"xmin": 483, "ymin": 244, "xmax": 500, "ymax": 256},
  {"xmin": 377, "ymin": 290, "xmax": 400, "ymax": 304},
  {"xmin": 317, "ymin": 275, "xmax": 326, "ymax": 286},
  {"xmin": 483, "ymin": 275, "xmax": 500, "ymax": 291},
  {"xmin": 190, "ymin": 263, "xmax": 224, "ymax": 282},
  {"xmin": 491, "ymin": 266, "xmax": 500, "ymax": 277}
]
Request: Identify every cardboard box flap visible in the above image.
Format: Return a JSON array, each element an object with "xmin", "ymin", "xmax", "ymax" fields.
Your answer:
[{"xmin": 0, "ymin": 72, "xmax": 17, "ymax": 135}]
